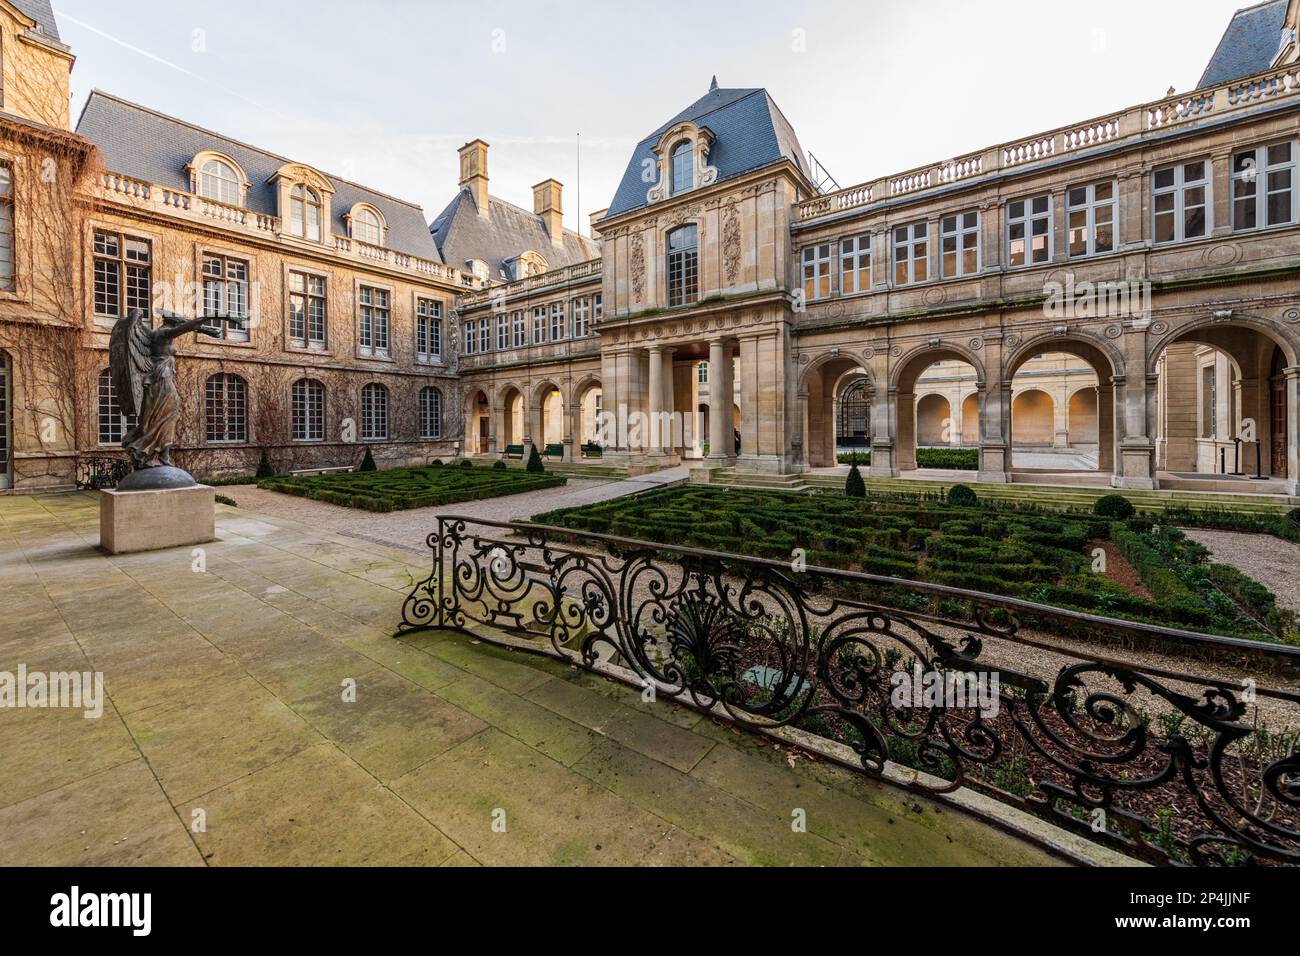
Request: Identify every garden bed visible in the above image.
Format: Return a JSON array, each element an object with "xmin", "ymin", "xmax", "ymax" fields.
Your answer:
[
  {"xmin": 837, "ymin": 448, "xmax": 979, "ymax": 469},
  {"xmin": 533, "ymin": 486, "xmax": 1297, "ymax": 644},
  {"xmin": 259, "ymin": 461, "xmax": 566, "ymax": 512}
]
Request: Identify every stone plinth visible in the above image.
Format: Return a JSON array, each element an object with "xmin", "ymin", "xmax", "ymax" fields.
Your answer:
[{"xmin": 99, "ymin": 485, "xmax": 216, "ymax": 555}]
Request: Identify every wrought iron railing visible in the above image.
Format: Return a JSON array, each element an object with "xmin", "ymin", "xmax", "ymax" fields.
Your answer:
[
  {"xmin": 75, "ymin": 455, "xmax": 131, "ymax": 490},
  {"xmin": 400, "ymin": 516, "xmax": 1300, "ymax": 866}
]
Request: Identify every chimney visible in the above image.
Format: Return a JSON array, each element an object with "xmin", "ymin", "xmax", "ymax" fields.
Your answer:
[
  {"xmin": 458, "ymin": 140, "xmax": 490, "ymax": 219},
  {"xmin": 533, "ymin": 179, "xmax": 564, "ymax": 247},
  {"xmin": 588, "ymin": 208, "xmax": 608, "ymax": 241}
]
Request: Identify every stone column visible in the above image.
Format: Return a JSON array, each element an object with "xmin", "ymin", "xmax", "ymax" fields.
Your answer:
[
  {"xmin": 1286, "ymin": 367, "xmax": 1299, "ymax": 495},
  {"xmin": 562, "ymin": 399, "xmax": 576, "ymax": 462},
  {"xmin": 647, "ymin": 345, "xmax": 665, "ymax": 456},
  {"xmin": 1115, "ymin": 327, "xmax": 1156, "ymax": 490},
  {"xmin": 738, "ymin": 336, "xmax": 760, "ymax": 467},
  {"xmin": 706, "ymin": 339, "xmax": 735, "ymax": 464},
  {"xmin": 868, "ymin": 351, "xmax": 895, "ymax": 477},
  {"xmin": 977, "ymin": 340, "xmax": 1010, "ymax": 482},
  {"xmin": 661, "ymin": 347, "xmax": 678, "ymax": 457},
  {"xmin": 895, "ymin": 390, "xmax": 916, "ymax": 471}
]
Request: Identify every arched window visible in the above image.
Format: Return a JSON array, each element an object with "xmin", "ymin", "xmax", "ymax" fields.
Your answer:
[
  {"xmin": 670, "ymin": 140, "xmax": 693, "ymax": 195},
  {"xmin": 351, "ymin": 207, "xmax": 382, "ymax": 245},
  {"xmin": 419, "ymin": 386, "xmax": 442, "ymax": 440},
  {"xmin": 289, "ymin": 184, "xmax": 322, "ymax": 241},
  {"xmin": 97, "ymin": 369, "xmax": 137, "ymax": 444},
  {"xmin": 205, "ymin": 373, "xmax": 247, "ymax": 443},
  {"xmin": 292, "ymin": 379, "xmax": 325, "ymax": 442},
  {"xmin": 198, "ymin": 159, "xmax": 242, "ymax": 206},
  {"xmin": 361, "ymin": 383, "xmax": 388, "ymax": 441},
  {"xmin": 667, "ymin": 224, "xmax": 698, "ymax": 307}
]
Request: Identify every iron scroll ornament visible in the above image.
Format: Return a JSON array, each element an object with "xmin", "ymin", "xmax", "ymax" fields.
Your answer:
[{"xmin": 402, "ymin": 515, "xmax": 1300, "ymax": 866}]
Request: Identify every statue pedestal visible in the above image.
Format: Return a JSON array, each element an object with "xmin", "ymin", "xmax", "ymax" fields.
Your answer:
[{"xmin": 99, "ymin": 485, "xmax": 216, "ymax": 555}]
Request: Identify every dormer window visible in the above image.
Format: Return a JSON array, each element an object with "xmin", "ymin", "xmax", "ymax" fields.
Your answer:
[
  {"xmin": 199, "ymin": 159, "xmax": 242, "ymax": 205},
  {"xmin": 671, "ymin": 141, "xmax": 694, "ymax": 195},
  {"xmin": 289, "ymin": 184, "xmax": 322, "ymax": 241},
  {"xmin": 350, "ymin": 206, "xmax": 383, "ymax": 245}
]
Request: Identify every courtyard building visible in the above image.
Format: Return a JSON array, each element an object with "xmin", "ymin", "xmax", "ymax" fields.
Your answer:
[{"xmin": 0, "ymin": 0, "xmax": 1296, "ymax": 500}]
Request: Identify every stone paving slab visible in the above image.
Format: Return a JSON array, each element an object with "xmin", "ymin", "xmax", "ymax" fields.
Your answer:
[{"xmin": 0, "ymin": 492, "xmax": 1064, "ymax": 867}]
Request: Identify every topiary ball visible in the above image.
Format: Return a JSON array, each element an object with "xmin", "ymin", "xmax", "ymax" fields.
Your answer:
[
  {"xmin": 1093, "ymin": 494, "xmax": 1136, "ymax": 519},
  {"xmin": 492, "ymin": 460, "xmax": 507, "ymax": 471},
  {"xmin": 460, "ymin": 459, "xmax": 474, "ymax": 468},
  {"xmin": 1287, "ymin": 507, "xmax": 1300, "ymax": 527},
  {"xmin": 947, "ymin": 484, "xmax": 978, "ymax": 508}
]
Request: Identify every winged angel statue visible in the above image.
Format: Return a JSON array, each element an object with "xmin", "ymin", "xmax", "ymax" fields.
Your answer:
[{"xmin": 108, "ymin": 308, "xmax": 245, "ymax": 491}]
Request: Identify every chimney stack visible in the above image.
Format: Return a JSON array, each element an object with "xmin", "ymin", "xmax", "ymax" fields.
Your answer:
[
  {"xmin": 533, "ymin": 179, "xmax": 564, "ymax": 247},
  {"xmin": 588, "ymin": 208, "xmax": 608, "ymax": 241},
  {"xmin": 458, "ymin": 140, "xmax": 490, "ymax": 219}
]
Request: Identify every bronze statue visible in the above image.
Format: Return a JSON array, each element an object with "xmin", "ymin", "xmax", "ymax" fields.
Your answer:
[{"xmin": 109, "ymin": 308, "xmax": 244, "ymax": 491}]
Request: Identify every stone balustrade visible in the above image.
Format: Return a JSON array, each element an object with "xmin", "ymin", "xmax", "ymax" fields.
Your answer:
[
  {"xmin": 794, "ymin": 62, "xmax": 1300, "ymax": 223},
  {"xmin": 458, "ymin": 257, "xmax": 603, "ymax": 309},
  {"xmin": 95, "ymin": 173, "xmax": 481, "ymax": 289}
]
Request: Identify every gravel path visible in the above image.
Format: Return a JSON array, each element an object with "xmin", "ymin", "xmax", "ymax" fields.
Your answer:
[{"xmin": 1182, "ymin": 528, "xmax": 1300, "ymax": 615}]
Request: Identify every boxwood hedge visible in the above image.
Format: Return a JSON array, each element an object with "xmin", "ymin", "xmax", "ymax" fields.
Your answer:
[{"xmin": 259, "ymin": 462, "xmax": 565, "ymax": 512}]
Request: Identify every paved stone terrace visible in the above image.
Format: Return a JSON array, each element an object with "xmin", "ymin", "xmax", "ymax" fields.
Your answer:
[{"xmin": 0, "ymin": 492, "xmax": 1058, "ymax": 866}]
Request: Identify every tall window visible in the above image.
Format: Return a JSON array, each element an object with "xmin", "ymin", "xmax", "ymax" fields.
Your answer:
[
  {"xmin": 1201, "ymin": 365, "xmax": 1217, "ymax": 439},
  {"xmin": 93, "ymin": 230, "xmax": 151, "ymax": 317},
  {"xmin": 1066, "ymin": 181, "xmax": 1116, "ymax": 258},
  {"xmin": 416, "ymin": 297, "xmax": 442, "ymax": 362},
  {"xmin": 462, "ymin": 319, "xmax": 475, "ymax": 354},
  {"xmin": 593, "ymin": 294, "xmax": 603, "ymax": 323},
  {"xmin": 1233, "ymin": 142, "xmax": 1296, "ymax": 231},
  {"xmin": 549, "ymin": 302, "xmax": 565, "ymax": 341},
  {"xmin": 839, "ymin": 234, "xmax": 871, "ymax": 295},
  {"xmin": 201, "ymin": 254, "xmax": 250, "ymax": 341},
  {"xmin": 351, "ymin": 207, "xmax": 381, "ymax": 245},
  {"xmin": 940, "ymin": 211, "xmax": 980, "ymax": 278},
  {"xmin": 0, "ymin": 163, "xmax": 12, "ymax": 292},
  {"xmin": 198, "ymin": 159, "xmax": 241, "ymax": 206},
  {"xmin": 511, "ymin": 310, "xmax": 526, "ymax": 348},
  {"xmin": 572, "ymin": 298, "xmax": 591, "ymax": 338},
  {"xmin": 478, "ymin": 317, "xmax": 490, "ymax": 353},
  {"xmin": 1006, "ymin": 195, "xmax": 1051, "ymax": 268},
  {"xmin": 697, "ymin": 362, "xmax": 709, "ymax": 384},
  {"xmin": 205, "ymin": 374, "xmax": 247, "ymax": 443},
  {"xmin": 802, "ymin": 243, "xmax": 831, "ymax": 300},
  {"xmin": 892, "ymin": 221, "xmax": 929, "ymax": 285},
  {"xmin": 289, "ymin": 184, "xmax": 322, "ymax": 241},
  {"xmin": 288, "ymin": 271, "xmax": 326, "ymax": 349},
  {"xmin": 495, "ymin": 314, "xmax": 509, "ymax": 351},
  {"xmin": 291, "ymin": 378, "xmax": 325, "ymax": 441},
  {"xmin": 97, "ymin": 369, "xmax": 137, "ymax": 444},
  {"xmin": 532, "ymin": 306, "xmax": 547, "ymax": 343},
  {"xmin": 1153, "ymin": 160, "xmax": 1209, "ymax": 244},
  {"xmin": 361, "ymin": 383, "xmax": 388, "ymax": 440},
  {"xmin": 666, "ymin": 224, "xmax": 698, "ymax": 306},
  {"xmin": 358, "ymin": 286, "xmax": 390, "ymax": 357},
  {"xmin": 670, "ymin": 141, "xmax": 693, "ymax": 194},
  {"xmin": 420, "ymin": 386, "xmax": 442, "ymax": 439}
]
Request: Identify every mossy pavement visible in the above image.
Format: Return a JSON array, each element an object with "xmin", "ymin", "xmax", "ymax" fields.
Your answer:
[{"xmin": 0, "ymin": 492, "xmax": 1060, "ymax": 867}]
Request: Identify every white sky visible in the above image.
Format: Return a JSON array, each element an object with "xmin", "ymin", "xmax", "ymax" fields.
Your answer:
[{"xmin": 54, "ymin": 0, "xmax": 1251, "ymax": 236}]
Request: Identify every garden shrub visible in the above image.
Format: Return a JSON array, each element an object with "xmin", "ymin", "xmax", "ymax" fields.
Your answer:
[
  {"xmin": 845, "ymin": 463, "xmax": 866, "ymax": 498},
  {"xmin": 255, "ymin": 449, "xmax": 274, "ymax": 479},
  {"xmin": 946, "ymin": 484, "xmax": 978, "ymax": 508},
  {"xmin": 492, "ymin": 460, "xmax": 507, "ymax": 471},
  {"xmin": 359, "ymin": 447, "xmax": 376, "ymax": 472},
  {"xmin": 1093, "ymin": 494, "xmax": 1135, "ymax": 519},
  {"xmin": 526, "ymin": 446, "xmax": 545, "ymax": 473},
  {"xmin": 1289, "ymin": 507, "xmax": 1300, "ymax": 527},
  {"xmin": 460, "ymin": 458, "xmax": 474, "ymax": 468},
  {"xmin": 260, "ymin": 463, "xmax": 565, "ymax": 511}
]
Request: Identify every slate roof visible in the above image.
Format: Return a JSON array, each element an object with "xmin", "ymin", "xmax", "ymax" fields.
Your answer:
[
  {"xmin": 1199, "ymin": 0, "xmax": 1288, "ymax": 88},
  {"xmin": 430, "ymin": 189, "xmax": 598, "ymax": 283},
  {"xmin": 11, "ymin": 0, "xmax": 60, "ymax": 41},
  {"xmin": 605, "ymin": 84, "xmax": 811, "ymax": 218},
  {"xmin": 75, "ymin": 91, "xmax": 443, "ymax": 262}
]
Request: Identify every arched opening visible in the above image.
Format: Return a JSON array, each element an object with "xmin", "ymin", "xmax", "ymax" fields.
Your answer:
[
  {"xmin": 915, "ymin": 394, "xmax": 953, "ymax": 446},
  {"xmin": 961, "ymin": 393, "xmax": 980, "ymax": 445},
  {"xmin": 576, "ymin": 380, "xmax": 603, "ymax": 455},
  {"xmin": 530, "ymin": 382, "xmax": 565, "ymax": 457},
  {"xmin": 1152, "ymin": 321, "xmax": 1296, "ymax": 491},
  {"xmin": 1005, "ymin": 348, "xmax": 1106, "ymax": 477},
  {"xmin": 697, "ymin": 402, "xmax": 709, "ymax": 452},
  {"xmin": 897, "ymin": 352, "xmax": 982, "ymax": 472},
  {"xmin": 801, "ymin": 356, "xmax": 869, "ymax": 468},
  {"xmin": 468, "ymin": 389, "xmax": 491, "ymax": 454},
  {"xmin": 1012, "ymin": 389, "xmax": 1054, "ymax": 444}
]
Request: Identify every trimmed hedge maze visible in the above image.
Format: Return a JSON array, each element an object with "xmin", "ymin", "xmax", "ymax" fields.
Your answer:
[
  {"xmin": 259, "ymin": 461, "xmax": 566, "ymax": 512},
  {"xmin": 837, "ymin": 448, "xmax": 979, "ymax": 469},
  {"xmin": 533, "ymin": 486, "xmax": 1297, "ymax": 644}
]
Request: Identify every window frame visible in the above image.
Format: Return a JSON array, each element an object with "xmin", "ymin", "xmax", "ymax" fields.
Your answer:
[
  {"xmin": 1152, "ymin": 159, "xmax": 1211, "ymax": 245},
  {"xmin": 1232, "ymin": 140, "xmax": 1298, "ymax": 232},
  {"xmin": 0, "ymin": 161, "xmax": 13, "ymax": 293},
  {"xmin": 291, "ymin": 378, "xmax": 325, "ymax": 442},
  {"xmin": 97, "ymin": 368, "xmax": 137, "ymax": 445},
  {"xmin": 838, "ymin": 234, "xmax": 871, "ymax": 296},
  {"xmin": 495, "ymin": 313, "xmax": 509, "ymax": 351},
  {"xmin": 289, "ymin": 184, "xmax": 322, "ymax": 241},
  {"xmin": 572, "ymin": 297, "xmax": 591, "ymax": 338},
  {"xmin": 532, "ymin": 305, "xmax": 547, "ymax": 344},
  {"xmin": 198, "ymin": 159, "xmax": 242, "ymax": 206},
  {"xmin": 549, "ymin": 302, "xmax": 565, "ymax": 341},
  {"xmin": 666, "ymin": 224, "xmax": 699, "ymax": 307},
  {"xmin": 939, "ymin": 210, "xmax": 980, "ymax": 279},
  {"xmin": 802, "ymin": 243, "xmax": 832, "ymax": 301},
  {"xmin": 1066, "ymin": 180, "xmax": 1117, "ymax": 259},
  {"xmin": 1005, "ymin": 194, "xmax": 1053, "ymax": 269},
  {"xmin": 360, "ymin": 382, "xmax": 389, "ymax": 441},
  {"xmin": 201, "ymin": 253, "xmax": 250, "ymax": 341},
  {"xmin": 288, "ymin": 269, "xmax": 327, "ymax": 350},
  {"xmin": 93, "ymin": 229, "xmax": 152, "ymax": 318},
  {"xmin": 357, "ymin": 284, "xmax": 391, "ymax": 358},
  {"xmin": 891, "ymin": 221, "xmax": 929, "ymax": 286},
  {"xmin": 419, "ymin": 386, "xmax": 442, "ymax": 440},
  {"xmin": 670, "ymin": 140, "xmax": 693, "ymax": 195},
  {"xmin": 416, "ymin": 297, "xmax": 442, "ymax": 363},
  {"xmin": 511, "ymin": 310, "xmax": 526, "ymax": 348},
  {"xmin": 205, "ymin": 373, "xmax": 248, "ymax": 445}
]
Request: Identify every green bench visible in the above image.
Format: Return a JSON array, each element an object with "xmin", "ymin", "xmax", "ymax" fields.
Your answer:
[
  {"xmin": 544, "ymin": 443, "xmax": 564, "ymax": 459},
  {"xmin": 504, "ymin": 445, "xmax": 524, "ymax": 458},
  {"xmin": 580, "ymin": 443, "xmax": 603, "ymax": 458}
]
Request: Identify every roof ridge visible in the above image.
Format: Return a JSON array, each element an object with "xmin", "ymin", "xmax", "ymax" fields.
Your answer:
[
  {"xmin": 638, "ymin": 87, "xmax": 765, "ymax": 145},
  {"xmin": 81, "ymin": 89, "xmax": 428, "ymax": 212},
  {"xmin": 486, "ymin": 192, "xmax": 596, "ymax": 244}
]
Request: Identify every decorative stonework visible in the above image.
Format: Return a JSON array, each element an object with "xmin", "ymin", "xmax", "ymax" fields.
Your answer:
[
  {"xmin": 630, "ymin": 233, "xmax": 645, "ymax": 304},
  {"xmin": 1284, "ymin": 308, "xmax": 1300, "ymax": 324},
  {"xmin": 1104, "ymin": 324, "xmax": 1123, "ymax": 339},
  {"xmin": 722, "ymin": 203, "xmax": 741, "ymax": 284}
]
